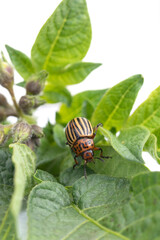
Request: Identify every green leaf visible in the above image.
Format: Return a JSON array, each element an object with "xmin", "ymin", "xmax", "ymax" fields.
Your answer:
[
  {"xmin": 118, "ymin": 126, "xmax": 150, "ymax": 162},
  {"xmin": 36, "ymin": 139, "xmax": 73, "ymax": 176},
  {"xmin": 0, "ymin": 144, "xmax": 35, "ymax": 240},
  {"xmin": 100, "ymin": 172, "xmax": 160, "ymax": 240},
  {"xmin": 42, "ymin": 85, "xmax": 72, "ymax": 106},
  {"xmin": 59, "ymin": 166, "xmax": 95, "ymax": 186},
  {"xmin": 27, "ymin": 176, "xmax": 130, "ymax": 240},
  {"xmin": 131, "ymin": 171, "xmax": 160, "ymax": 194},
  {"xmin": 47, "ymin": 62, "xmax": 101, "ymax": 86},
  {"xmin": 42, "ymin": 121, "xmax": 54, "ymax": 142},
  {"xmin": 153, "ymin": 128, "xmax": 160, "ymax": 151},
  {"xmin": 27, "ymin": 182, "xmax": 71, "ymax": 240},
  {"xmin": 31, "ymin": 0, "xmax": 92, "ymax": 70},
  {"xmin": 0, "ymin": 185, "xmax": 17, "ymax": 240},
  {"xmin": 144, "ymin": 134, "xmax": 160, "ymax": 163},
  {"xmin": 57, "ymin": 89, "xmax": 107, "ymax": 125},
  {"xmin": 5, "ymin": 45, "xmax": 35, "ymax": 80},
  {"xmin": 0, "ymin": 145, "xmax": 35, "ymax": 239},
  {"xmin": 0, "ymin": 148, "xmax": 14, "ymax": 186},
  {"xmin": 0, "ymin": 148, "xmax": 17, "ymax": 239},
  {"xmin": 34, "ymin": 169, "xmax": 57, "ymax": 183},
  {"xmin": 16, "ymin": 81, "xmax": 26, "ymax": 88},
  {"xmin": 53, "ymin": 124, "xmax": 66, "ymax": 148},
  {"xmin": 72, "ymin": 175, "xmax": 130, "ymax": 210},
  {"xmin": 127, "ymin": 85, "xmax": 160, "ymax": 132},
  {"xmin": 81, "ymin": 99, "xmax": 94, "ymax": 120},
  {"xmin": 89, "ymin": 146, "xmax": 149, "ymax": 178},
  {"xmin": 99, "ymin": 127, "xmax": 144, "ymax": 163},
  {"xmin": 10, "ymin": 143, "xmax": 36, "ymax": 217},
  {"xmin": 91, "ymin": 74, "xmax": 143, "ymax": 131}
]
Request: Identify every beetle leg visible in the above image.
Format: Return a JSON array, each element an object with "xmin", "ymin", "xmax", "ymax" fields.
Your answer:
[
  {"xmin": 94, "ymin": 147, "xmax": 112, "ymax": 159},
  {"xmin": 92, "ymin": 123, "xmax": 103, "ymax": 138},
  {"xmin": 84, "ymin": 160, "xmax": 87, "ymax": 179},
  {"xmin": 73, "ymin": 155, "xmax": 79, "ymax": 169},
  {"xmin": 95, "ymin": 157, "xmax": 104, "ymax": 162}
]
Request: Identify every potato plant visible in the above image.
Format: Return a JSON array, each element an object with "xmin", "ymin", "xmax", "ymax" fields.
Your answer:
[{"xmin": 0, "ymin": 0, "xmax": 160, "ymax": 239}]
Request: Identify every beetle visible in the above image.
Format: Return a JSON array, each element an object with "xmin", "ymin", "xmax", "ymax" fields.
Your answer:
[{"xmin": 65, "ymin": 117, "xmax": 111, "ymax": 178}]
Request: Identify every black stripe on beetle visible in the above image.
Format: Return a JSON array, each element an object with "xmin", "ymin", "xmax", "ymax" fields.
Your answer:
[
  {"xmin": 73, "ymin": 118, "xmax": 83, "ymax": 135},
  {"xmin": 77, "ymin": 117, "xmax": 85, "ymax": 134},
  {"xmin": 82, "ymin": 118, "xmax": 89, "ymax": 135},
  {"xmin": 65, "ymin": 125, "xmax": 73, "ymax": 145},
  {"xmin": 72, "ymin": 119, "xmax": 81, "ymax": 138}
]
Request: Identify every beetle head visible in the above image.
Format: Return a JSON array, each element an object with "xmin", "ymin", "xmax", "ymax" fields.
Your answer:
[{"xmin": 82, "ymin": 150, "xmax": 93, "ymax": 162}]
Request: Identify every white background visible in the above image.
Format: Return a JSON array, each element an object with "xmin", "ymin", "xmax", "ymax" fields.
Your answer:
[{"xmin": 1, "ymin": 0, "xmax": 160, "ymax": 171}]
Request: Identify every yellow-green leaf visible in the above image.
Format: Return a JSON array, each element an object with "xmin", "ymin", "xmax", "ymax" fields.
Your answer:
[
  {"xmin": 92, "ymin": 75, "xmax": 143, "ymax": 131},
  {"xmin": 6, "ymin": 45, "xmax": 35, "ymax": 80},
  {"xmin": 31, "ymin": 0, "xmax": 92, "ymax": 70},
  {"xmin": 127, "ymin": 85, "xmax": 160, "ymax": 132}
]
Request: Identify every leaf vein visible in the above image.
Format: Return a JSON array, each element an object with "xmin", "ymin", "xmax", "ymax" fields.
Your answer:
[
  {"xmin": 72, "ymin": 204, "xmax": 129, "ymax": 240},
  {"xmin": 104, "ymin": 80, "xmax": 139, "ymax": 126},
  {"xmin": 119, "ymin": 211, "xmax": 160, "ymax": 234},
  {"xmin": 140, "ymin": 106, "xmax": 160, "ymax": 128},
  {"xmin": 43, "ymin": 14, "xmax": 68, "ymax": 69},
  {"xmin": 61, "ymin": 220, "xmax": 88, "ymax": 240}
]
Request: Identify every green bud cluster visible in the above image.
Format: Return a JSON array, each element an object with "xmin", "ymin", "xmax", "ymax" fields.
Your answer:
[
  {"xmin": 18, "ymin": 70, "xmax": 48, "ymax": 115},
  {"xmin": 0, "ymin": 53, "xmax": 19, "ymax": 122},
  {"xmin": 0, "ymin": 52, "xmax": 48, "ymax": 123},
  {"xmin": 12, "ymin": 120, "xmax": 44, "ymax": 150},
  {"xmin": 0, "ymin": 120, "xmax": 44, "ymax": 150},
  {"xmin": 0, "ymin": 58, "xmax": 14, "ymax": 90},
  {"xmin": 0, "ymin": 53, "xmax": 46, "ymax": 150},
  {"xmin": 26, "ymin": 70, "xmax": 48, "ymax": 95},
  {"xmin": 19, "ymin": 95, "xmax": 45, "ymax": 115}
]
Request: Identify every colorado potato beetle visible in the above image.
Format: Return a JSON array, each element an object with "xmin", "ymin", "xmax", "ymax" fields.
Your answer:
[{"xmin": 65, "ymin": 117, "xmax": 111, "ymax": 178}]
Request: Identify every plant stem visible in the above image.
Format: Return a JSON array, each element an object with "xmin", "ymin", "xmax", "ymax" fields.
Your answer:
[{"xmin": 8, "ymin": 87, "xmax": 22, "ymax": 117}]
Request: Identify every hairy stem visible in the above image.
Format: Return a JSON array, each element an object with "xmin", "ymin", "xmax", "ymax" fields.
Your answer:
[{"xmin": 8, "ymin": 87, "xmax": 22, "ymax": 117}]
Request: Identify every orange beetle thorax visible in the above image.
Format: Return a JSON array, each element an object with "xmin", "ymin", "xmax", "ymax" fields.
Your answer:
[{"xmin": 72, "ymin": 138, "xmax": 94, "ymax": 156}]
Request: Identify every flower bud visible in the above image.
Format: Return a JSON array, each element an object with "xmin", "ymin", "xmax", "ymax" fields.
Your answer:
[
  {"xmin": 19, "ymin": 96, "xmax": 33, "ymax": 114},
  {"xmin": 13, "ymin": 121, "xmax": 32, "ymax": 143},
  {"xmin": 0, "ymin": 58, "xmax": 14, "ymax": 90},
  {"xmin": 0, "ymin": 94, "xmax": 9, "ymax": 107},
  {"xmin": 26, "ymin": 70, "xmax": 48, "ymax": 95},
  {"xmin": 26, "ymin": 81, "xmax": 42, "ymax": 95},
  {"xmin": 19, "ymin": 95, "xmax": 45, "ymax": 114},
  {"xmin": 31, "ymin": 124, "xmax": 44, "ymax": 138},
  {"xmin": 26, "ymin": 124, "xmax": 44, "ymax": 150}
]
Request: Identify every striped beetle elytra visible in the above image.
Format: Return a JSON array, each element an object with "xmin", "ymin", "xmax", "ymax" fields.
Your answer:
[{"xmin": 65, "ymin": 117, "xmax": 111, "ymax": 178}]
